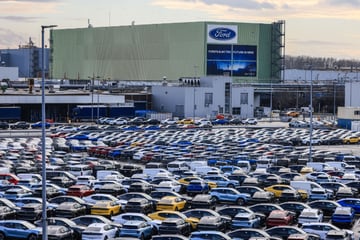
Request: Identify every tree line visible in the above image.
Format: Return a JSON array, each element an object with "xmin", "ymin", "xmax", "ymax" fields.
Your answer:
[{"xmin": 285, "ymin": 55, "xmax": 360, "ymax": 71}]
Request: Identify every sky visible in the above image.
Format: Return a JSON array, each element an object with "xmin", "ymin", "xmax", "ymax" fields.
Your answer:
[{"xmin": 0, "ymin": 0, "xmax": 360, "ymax": 60}]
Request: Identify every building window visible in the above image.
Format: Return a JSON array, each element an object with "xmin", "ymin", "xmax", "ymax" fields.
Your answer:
[
  {"xmin": 232, "ymin": 107, "xmax": 241, "ymax": 115},
  {"xmin": 354, "ymin": 110, "xmax": 360, "ymax": 115},
  {"xmin": 204, "ymin": 93, "xmax": 213, "ymax": 106},
  {"xmin": 240, "ymin": 93, "xmax": 248, "ymax": 104}
]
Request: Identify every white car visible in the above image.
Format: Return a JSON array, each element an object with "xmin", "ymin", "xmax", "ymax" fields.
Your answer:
[
  {"xmin": 76, "ymin": 175, "xmax": 97, "ymax": 187},
  {"xmin": 82, "ymin": 223, "xmax": 118, "ymax": 240},
  {"xmin": 155, "ymin": 180, "xmax": 182, "ymax": 193},
  {"xmin": 243, "ymin": 118, "xmax": 258, "ymax": 125},
  {"xmin": 302, "ymin": 222, "xmax": 353, "ymax": 240},
  {"xmin": 111, "ymin": 212, "xmax": 160, "ymax": 231},
  {"xmin": 109, "ymin": 118, "xmax": 128, "ymax": 125},
  {"xmin": 83, "ymin": 193, "xmax": 121, "ymax": 205},
  {"xmin": 298, "ymin": 208, "xmax": 323, "ymax": 225},
  {"xmin": 161, "ymin": 118, "xmax": 177, "ymax": 125}
]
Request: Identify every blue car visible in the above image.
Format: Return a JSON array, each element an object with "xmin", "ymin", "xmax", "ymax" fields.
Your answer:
[
  {"xmin": 0, "ymin": 220, "xmax": 41, "ymax": 240},
  {"xmin": 231, "ymin": 212, "xmax": 261, "ymax": 229},
  {"xmin": 203, "ymin": 175, "xmax": 239, "ymax": 188},
  {"xmin": 186, "ymin": 180, "xmax": 210, "ymax": 196},
  {"xmin": 190, "ymin": 231, "xmax": 231, "ymax": 240},
  {"xmin": 209, "ymin": 187, "xmax": 251, "ymax": 206},
  {"xmin": 337, "ymin": 198, "xmax": 360, "ymax": 214},
  {"xmin": 331, "ymin": 207, "xmax": 355, "ymax": 227},
  {"xmin": 118, "ymin": 220, "xmax": 153, "ymax": 239},
  {"xmin": 31, "ymin": 121, "xmax": 51, "ymax": 129}
]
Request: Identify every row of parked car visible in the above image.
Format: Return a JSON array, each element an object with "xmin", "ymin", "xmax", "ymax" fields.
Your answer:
[{"xmin": 1, "ymin": 122, "xmax": 360, "ymax": 239}]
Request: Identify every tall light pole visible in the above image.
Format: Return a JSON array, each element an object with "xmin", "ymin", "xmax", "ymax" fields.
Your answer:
[
  {"xmin": 41, "ymin": 24, "xmax": 57, "ymax": 240},
  {"xmin": 333, "ymin": 79, "xmax": 337, "ymax": 124},
  {"xmin": 308, "ymin": 64, "xmax": 313, "ymax": 163}
]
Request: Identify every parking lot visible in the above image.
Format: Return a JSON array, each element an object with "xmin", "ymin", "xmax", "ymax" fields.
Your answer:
[{"xmin": 1, "ymin": 119, "xmax": 360, "ymax": 239}]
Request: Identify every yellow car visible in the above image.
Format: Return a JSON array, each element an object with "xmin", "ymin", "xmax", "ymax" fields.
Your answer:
[
  {"xmin": 264, "ymin": 184, "xmax": 307, "ymax": 200},
  {"xmin": 156, "ymin": 196, "xmax": 187, "ymax": 211},
  {"xmin": 177, "ymin": 118, "xmax": 194, "ymax": 124},
  {"xmin": 343, "ymin": 136, "xmax": 360, "ymax": 144},
  {"xmin": 90, "ymin": 200, "xmax": 121, "ymax": 217},
  {"xmin": 148, "ymin": 210, "xmax": 199, "ymax": 230},
  {"xmin": 178, "ymin": 177, "xmax": 217, "ymax": 189}
]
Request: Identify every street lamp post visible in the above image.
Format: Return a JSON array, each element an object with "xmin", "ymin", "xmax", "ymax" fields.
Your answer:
[
  {"xmin": 333, "ymin": 80, "xmax": 337, "ymax": 123},
  {"xmin": 308, "ymin": 64, "xmax": 313, "ymax": 163},
  {"xmin": 41, "ymin": 24, "xmax": 57, "ymax": 240}
]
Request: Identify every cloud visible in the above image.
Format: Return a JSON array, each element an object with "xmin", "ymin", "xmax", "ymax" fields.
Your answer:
[
  {"xmin": 0, "ymin": 0, "xmax": 59, "ymax": 2},
  {"xmin": 322, "ymin": 0, "xmax": 360, "ymax": 7},
  {"xmin": 0, "ymin": 28, "xmax": 25, "ymax": 47},
  {"xmin": 197, "ymin": 0, "xmax": 275, "ymax": 9},
  {"xmin": 0, "ymin": 16, "xmax": 41, "ymax": 22}
]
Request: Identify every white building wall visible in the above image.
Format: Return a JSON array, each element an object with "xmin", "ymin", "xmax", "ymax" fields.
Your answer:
[
  {"xmin": 152, "ymin": 76, "xmax": 255, "ymax": 119},
  {"xmin": 345, "ymin": 81, "xmax": 360, "ymax": 107},
  {"xmin": 0, "ymin": 67, "xmax": 18, "ymax": 81}
]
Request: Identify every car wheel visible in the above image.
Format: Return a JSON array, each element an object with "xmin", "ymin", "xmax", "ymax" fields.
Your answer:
[
  {"xmin": 28, "ymin": 234, "xmax": 37, "ymax": 240},
  {"xmin": 213, "ymin": 196, "xmax": 219, "ymax": 203},
  {"xmin": 140, "ymin": 233, "xmax": 145, "ymax": 240},
  {"xmin": 174, "ymin": 207, "xmax": 179, "ymax": 211},
  {"xmin": 228, "ymin": 184, "xmax": 235, "ymax": 188},
  {"xmin": 236, "ymin": 198, "xmax": 245, "ymax": 206},
  {"xmin": 0, "ymin": 232, "xmax": 5, "ymax": 240}
]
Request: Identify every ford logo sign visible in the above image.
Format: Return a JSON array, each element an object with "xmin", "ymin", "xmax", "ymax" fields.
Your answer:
[{"xmin": 209, "ymin": 28, "xmax": 236, "ymax": 41}]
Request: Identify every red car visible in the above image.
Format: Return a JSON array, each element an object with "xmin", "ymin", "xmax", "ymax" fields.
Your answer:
[
  {"xmin": 0, "ymin": 173, "xmax": 19, "ymax": 185},
  {"xmin": 266, "ymin": 210, "xmax": 294, "ymax": 228},
  {"xmin": 66, "ymin": 185, "xmax": 95, "ymax": 198}
]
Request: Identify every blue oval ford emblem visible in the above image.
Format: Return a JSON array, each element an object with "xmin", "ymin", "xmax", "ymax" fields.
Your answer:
[{"xmin": 209, "ymin": 27, "xmax": 236, "ymax": 41}]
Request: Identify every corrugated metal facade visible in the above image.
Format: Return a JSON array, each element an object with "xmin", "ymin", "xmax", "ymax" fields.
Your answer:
[{"xmin": 51, "ymin": 21, "xmax": 277, "ymax": 83}]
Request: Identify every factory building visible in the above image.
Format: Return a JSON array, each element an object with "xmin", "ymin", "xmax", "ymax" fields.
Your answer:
[{"xmin": 51, "ymin": 21, "xmax": 285, "ymax": 83}]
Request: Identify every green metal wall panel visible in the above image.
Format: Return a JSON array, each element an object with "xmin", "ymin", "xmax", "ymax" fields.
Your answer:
[{"xmin": 51, "ymin": 21, "xmax": 277, "ymax": 83}]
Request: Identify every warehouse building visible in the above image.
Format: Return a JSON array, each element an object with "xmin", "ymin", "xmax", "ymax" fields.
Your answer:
[{"xmin": 51, "ymin": 21, "xmax": 285, "ymax": 83}]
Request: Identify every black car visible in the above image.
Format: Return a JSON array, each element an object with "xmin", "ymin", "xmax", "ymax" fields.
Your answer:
[
  {"xmin": 249, "ymin": 203, "xmax": 284, "ymax": 217},
  {"xmin": 0, "ymin": 121, "xmax": 9, "ymax": 129},
  {"xmin": 278, "ymin": 189, "xmax": 302, "ymax": 203},
  {"xmin": 54, "ymin": 202, "xmax": 87, "ymax": 218},
  {"xmin": 32, "ymin": 186, "xmax": 64, "ymax": 199},
  {"xmin": 17, "ymin": 203, "xmax": 50, "ymax": 222},
  {"xmin": 250, "ymin": 191, "xmax": 276, "ymax": 204},
  {"xmin": 266, "ymin": 226, "xmax": 306, "ymax": 240},
  {"xmin": 35, "ymin": 217, "xmax": 82, "ymax": 240},
  {"xmin": 128, "ymin": 182, "xmax": 152, "ymax": 194},
  {"xmin": 196, "ymin": 216, "xmax": 228, "ymax": 232},
  {"xmin": 119, "ymin": 164, "xmax": 143, "ymax": 177},
  {"xmin": 124, "ymin": 198, "xmax": 154, "ymax": 214},
  {"xmin": 48, "ymin": 196, "xmax": 92, "ymax": 214},
  {"xmin": 96, "ymin": 183, "xmax": 127, "ymax": 196},
  {"xmin": 0, "ymin": 206, "xmax": 17, "ymax": 220},
  {"xmin": 322, "ymin": 137, "xmax": 343, "ymax": 145},
  {"xmin": 158, "ymin": 218, "xmax": 191, "ymax": 236},
  {"xmin": 10, "ymin": 121, "xmax": 30, "ymax": 129},
  {"xmin": 41, "ymin": 225, "xmax": 74, "ymax": 240},
  {"xmin": 279, "ymin": 202, "xmax": 311, "ymax": 219},
  {"xmin": 191, "ymin": 194, "xmax": 217, "ymax": 210},
  {"xmin": 308, "ymin": 200, "xmax": 341, "ymax": 216}
]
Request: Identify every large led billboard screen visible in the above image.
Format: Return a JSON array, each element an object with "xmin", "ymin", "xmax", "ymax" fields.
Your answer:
[{"xmin": 206, "ymin": 44, "xmax": 257, "ymax": 77}]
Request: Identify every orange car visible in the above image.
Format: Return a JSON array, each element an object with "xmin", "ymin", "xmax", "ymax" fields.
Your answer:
[{"xmin": 287, "ymin": 111, "xmax": 300, "ymax": 117}]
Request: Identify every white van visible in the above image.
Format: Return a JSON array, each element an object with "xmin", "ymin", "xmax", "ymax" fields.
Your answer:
[
  {"xmin": 325, "ymin": 161, "xmax": 350, "ymax": 171},
  {"xmin": 290, "ymin": 180, "xmax": 324, "ymax": 194},
  {"xmin": 167, "ymin": 161, "xmax": 190, "ymax": 173},
  {"xmin": 236, "ymin": 161, "xmax": 251, "ymax": 174},
  {"xmin": 17, "ymin": 173, "xmax": 42, "ymax": 182},
  {"xmin": 194, "ymin": 166, "xmax": 220, "ymax": 177},
  {"xmin": 68, "ymin": 164, "xmax": 93, "ymax": 177},
  {"xmin": 189, "ymin": 161, "xmax": 207, "ymax": 171},
  {"xmin": 256, "ymin": 159, "xmax": 272, "ymax": 169},
  {"xmin": 306, "ymin": 162, "xmax": 332, "ymax": 172},
  {"xmin": 96, "ymin": 170, "xmax": 123, "ymax": 181},
  {"xmin": 143, "ymin": 168, "xmax": 172, "ymax": 180}
]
